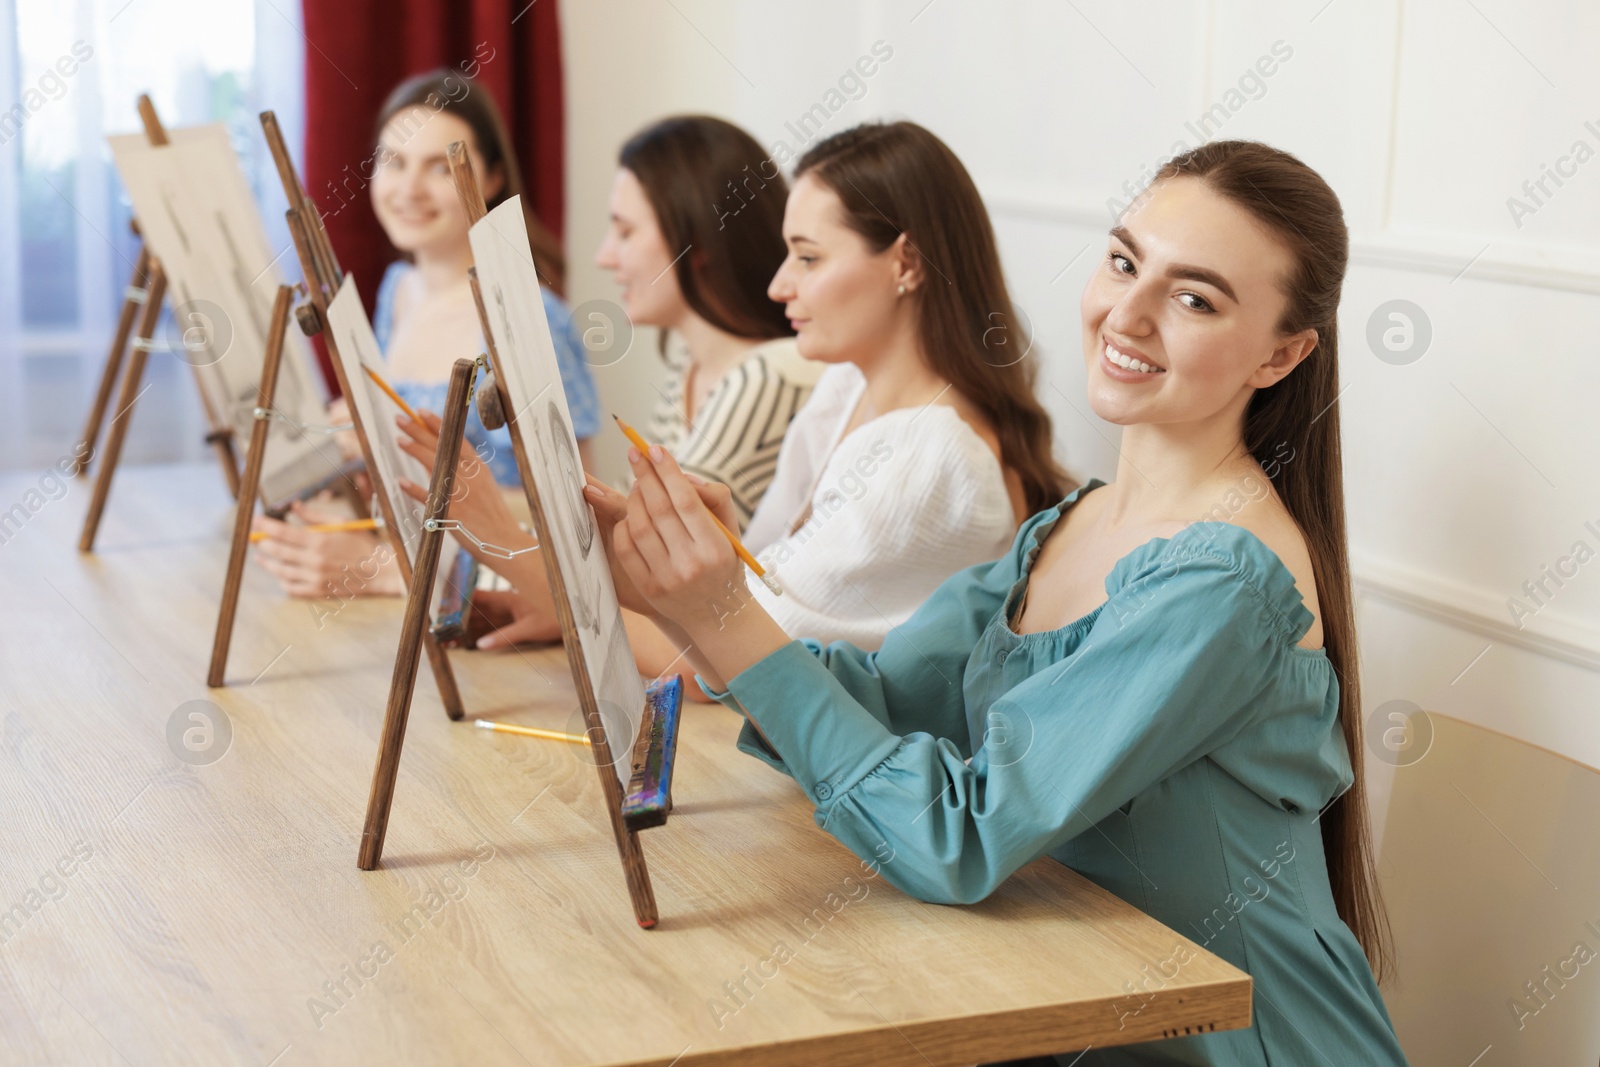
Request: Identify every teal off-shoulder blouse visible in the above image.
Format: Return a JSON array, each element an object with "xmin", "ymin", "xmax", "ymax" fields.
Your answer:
[{"xmin": 696, "ymin": 478, "xmax": 1408, "ymax": 1066}]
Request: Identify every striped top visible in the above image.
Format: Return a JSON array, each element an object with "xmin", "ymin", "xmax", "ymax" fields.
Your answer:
[{"xmin": 647, "ymin": 336, "xmax": 824, "ymax": 531}]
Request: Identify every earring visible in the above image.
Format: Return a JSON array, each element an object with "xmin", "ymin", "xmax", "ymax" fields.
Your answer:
[{"xmin": 897, "ymin": 284, "xmax": 907, "ymax": 295}]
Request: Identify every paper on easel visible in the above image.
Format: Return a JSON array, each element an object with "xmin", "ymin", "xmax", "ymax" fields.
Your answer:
[
  {"xmin": 322, "ymin": 277, "xmax": 432, "ymax": 565},
  {"xmin": 107, "ymin": 124, "xmax": 335, "ymax": 506},
  {"xmin": 469, "ymin": 197, "xmax": 645, "ymax": 786}
]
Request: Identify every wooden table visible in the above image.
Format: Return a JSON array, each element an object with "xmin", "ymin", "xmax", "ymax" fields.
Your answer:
[{"xmin": 0, "ymin": 464, "xmax": 1251, "ymax": 1066}]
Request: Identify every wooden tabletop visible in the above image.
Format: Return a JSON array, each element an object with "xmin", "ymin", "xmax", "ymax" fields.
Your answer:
[{"xmin": 0, "ymin": 463, "xmax": 1251, "ymax": 1066}]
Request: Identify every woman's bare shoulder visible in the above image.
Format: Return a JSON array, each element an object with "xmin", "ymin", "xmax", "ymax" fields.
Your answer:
[{"xmin": 1226, "ymin": 497, "xmax": 1324, "ymax": 649}]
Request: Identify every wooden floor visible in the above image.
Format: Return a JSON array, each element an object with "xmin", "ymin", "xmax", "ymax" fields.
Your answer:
[{"xmin": 0, "ymin": 464, "xmax": 1251, "ymax": 1066}]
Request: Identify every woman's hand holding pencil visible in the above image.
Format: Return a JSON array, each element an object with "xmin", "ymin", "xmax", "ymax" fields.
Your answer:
[
  {"xmin": 585, "ymin": 436, "xmax": 751, "ymax": 633},
  {"xmin": 392, "ymin": 408, "xmax": 524, "ymax": 569},
  {"xmin": 587, "ymin": 436, "xmax": 792, "ymax": 689},
  {"xmin": 249, "ymin": 498, "xmax": 401, "ymax": 598},
  {"xmin": 581, "ymin": 469, "xmax": 737, "ymax": 621},
  {"xmin": 608, "ymin": 416, "xmax": 780, "ymax": 594}
]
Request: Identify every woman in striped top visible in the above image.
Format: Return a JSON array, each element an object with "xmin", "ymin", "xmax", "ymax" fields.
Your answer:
[{"xmin": 606, "ymin": 117, "xmax": 825, "ymax": 531}]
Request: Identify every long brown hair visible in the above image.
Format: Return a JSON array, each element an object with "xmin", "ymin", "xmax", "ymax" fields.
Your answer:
[
  {"xmin": 618, "ymin": 116, "xmax": 792, "ymax": 345},
  {"xmin": 794, "ymin": 121, "xmax": 1071, "ymax": 515},
  {"xmin": 1150, "ymin": 140, "xmax": 1390, "ymax": 981},
  {"xmin": 376, "ymin": 70, "xmax": 566, "ymax": 297}
]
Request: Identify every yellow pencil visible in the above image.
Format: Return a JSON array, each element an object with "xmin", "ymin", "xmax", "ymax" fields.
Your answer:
[
  {"xmin": 612, "ymin": 414, "xmax": 783, "ymax": 596},
  {"xmin": 474, "ymin": 720, "xmax": 591, "ymax": 746},
  {"xmin": 250, "ymin": 518, "xmax": 378, "ymax": 542},
  {"xmin": 362, "ymin": 363, "xmax": 420, "ymax": 422}
]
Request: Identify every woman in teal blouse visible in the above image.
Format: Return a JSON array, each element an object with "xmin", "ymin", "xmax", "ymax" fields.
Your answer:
[{"xmin": 583, "ymin": 136, "xmax": 1409, "ymax": 1065}]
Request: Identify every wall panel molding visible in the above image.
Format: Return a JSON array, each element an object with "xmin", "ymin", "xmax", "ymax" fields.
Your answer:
[{"xmin": 1352, "ymin": 550, "xmax": 1600, "ymax": 673}]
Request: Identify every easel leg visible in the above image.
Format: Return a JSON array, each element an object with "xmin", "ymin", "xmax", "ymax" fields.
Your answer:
[
  {"xmin": 80, "ymin": 264, "xmax": 167, "ymax": 553},
  {"xmin": 206, "ymin": 429, "xmax": 243, "ymax": 499},
  {"xmin": 421, "ymin": 630, "xmax": 465, "ymax": 721},
  {"xmin": 73, "ymin": 248, "xmax": 152, "ymax": 478},
  {"xmin": 208, "ymin": 286, "xmax": 294, "ymax": 688},
  {"xmin": 358, "ymin": 358, "xmax": 476, "ymax": 870},
  {"xmin": 588, "ymin": 727, "xmax": 661, "ymax": 928}
]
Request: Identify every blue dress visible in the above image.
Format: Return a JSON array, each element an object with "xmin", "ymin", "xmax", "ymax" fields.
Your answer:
[
  {"xmin": 373, "ymin": 261, "xmax": 600, "ymax": 486},
  {"xmin": 697, "ymin": 478, "xmax": 1409, "ymax": 1065}
]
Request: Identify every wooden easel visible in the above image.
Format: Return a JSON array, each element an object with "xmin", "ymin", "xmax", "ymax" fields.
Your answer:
[
  {"xmin": 206, "ymin": 284, "xmax": 294, "ymax": 687},
  {"xmin": 358, "ymin": 356, "xmax": 480, "ymax": 869},
  {"xmin": 78, "ymin": 96, "xmax": 242, "ymax": 553},
  {"xmin": 258, "ymin": 109, "xmax": 464, "ymax": 721},
  {"xmin": 70, "ymin": 225, "xmax": 147, "ymax": 479},
  {"xmin": 204, "ymin": 282, "xmax": 409, "ymax": 687},
  {"xmin": 351, "ymin": 143, "xmax": 678, "ymax": 926}
]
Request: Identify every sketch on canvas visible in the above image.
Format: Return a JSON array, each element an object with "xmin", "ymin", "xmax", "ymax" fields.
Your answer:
[
  {"xmin": 321, "ymin": 277, "xmax": 432, "ymax": 565},
  {"xmin": 468, "ymin": 197, "xmax": 644, "ymax": 784}
]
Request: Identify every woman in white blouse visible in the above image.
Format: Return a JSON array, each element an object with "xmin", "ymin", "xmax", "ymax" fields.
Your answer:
[
  {"xmin": 739, "ymin": 362, "xmax": 1021, "ymax": 651},
  {"xmin": 726, "ymin": 120, "xmax": 1073, "ymax": 650}
]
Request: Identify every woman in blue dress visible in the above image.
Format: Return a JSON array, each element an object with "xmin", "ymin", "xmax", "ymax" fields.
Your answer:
[
  {"xmin": 583, "ymin": 137, "xmax": 1410, "ymax": 1065},
  {"xmin": 251, "ymin": 69, "xmax": 598, "ymax": 599}
]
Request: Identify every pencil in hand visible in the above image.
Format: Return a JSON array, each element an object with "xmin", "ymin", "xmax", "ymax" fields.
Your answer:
[
  {"xmin": 612, "ymin": 414, "xmax": 782, "ymax": 596},
  {"xmin": 361, "ymin": 363, "xmax": 420, "ymax": 422}
]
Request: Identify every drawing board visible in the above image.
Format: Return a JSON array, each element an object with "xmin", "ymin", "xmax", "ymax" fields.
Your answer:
[
  {"xmin": 468, "ymin": 197, "xmax": 645, "ymax": 786},
  {"xmin": 108, "ymin": 124, "xmax": 334, "ymax": 506}
]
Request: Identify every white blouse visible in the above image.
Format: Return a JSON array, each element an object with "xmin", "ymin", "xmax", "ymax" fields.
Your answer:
[{"xmin": 740, "ymin": 362, "xmax": 1018, "ymax": 651}]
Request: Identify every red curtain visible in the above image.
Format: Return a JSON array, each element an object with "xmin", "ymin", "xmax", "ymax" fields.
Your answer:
[{"xmin": 298, "ymin": 0, "xmax": 565, "ymax": 391}]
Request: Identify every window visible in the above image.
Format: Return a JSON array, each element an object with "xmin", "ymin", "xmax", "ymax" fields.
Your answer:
[{"xmin": 0, "ymin": 0, "xmax": 305, "ymax": 471}]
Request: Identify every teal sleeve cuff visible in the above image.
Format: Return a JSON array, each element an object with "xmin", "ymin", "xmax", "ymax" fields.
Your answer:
[
  {"xmin": 696, "ymin": 673, "xmax": 790, "ymax": 772},
  {"xmin": 735, "ymin": 718, "xmax": 789, "ymax": 773},
  {"xmin": 723, "ymin": 640, "xmax": 902, "ymax": 809},
  {"xmin": 693, "ymin": 673, "xmax": 735, "ymax": 705}
]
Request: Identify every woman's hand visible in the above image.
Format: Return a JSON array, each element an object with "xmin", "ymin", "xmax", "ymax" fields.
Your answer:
[
  {"xmin": 580, "ymin": 473, "xmax": 649, "ymax": 616},
  {"xmin": 394, "ymin": 410, "xmax": 532, "ymax": 565},
  {"xmin": 610, "ymin": 445, "xmax": 750, "ymax": 634},
  {"xmin": 250, "ymin": 497, "xmax": 402, "ymax": 598},
  {"xmin": 582, "ymin": 466, "xmax": 738, "ymax": 621},
  {"xmin": 469, "ymin": 589, "xmax": 563, "ymax": 650}
]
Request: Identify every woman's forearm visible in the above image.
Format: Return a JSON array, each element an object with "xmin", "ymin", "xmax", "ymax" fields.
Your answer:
[
  {"xmin": 680, "ymin": 609, "xmax": 790, "ymax": 690},
  {"xmin": 621, "ymin": 611, "xmax": 714, "ymax": 703},
  {"xmin": 661, "ymin": 604, "xmax": 790, "ymax": 755},
  {"xmin": 650, "ymin": 615, "xmax": 725, "ymax": 691},
  {"xmin": 658, "ymin": 614, "xmax": 780, "ymax": 751},
  {"xmin": 499, "ymin": 548, "xmax": 559, "ymax": 621}
]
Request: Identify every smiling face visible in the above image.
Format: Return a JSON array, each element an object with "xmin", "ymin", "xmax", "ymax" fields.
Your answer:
[
  {"xmin": 766, "ymin": 173, "xmax": 909, "ymax": 366},
  {"xmin": 370, "ymin": 109, "xmax": 501, "ymax": 258},
  {"xmin": 594, "ymin": 168, "xmax": 686, "ymax": 328},
  {"xmin": 1079, "ymin": 176, "xmax": 1316, "ymax": 428}
]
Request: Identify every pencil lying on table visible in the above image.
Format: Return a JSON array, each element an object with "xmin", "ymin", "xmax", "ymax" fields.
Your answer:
[
  {"xmin": 361, "ymin": 363, "xmax": 420, "ymax": 422},
  {"xmin": 475, "ymin": 720, "xmax": 591, "ymax": 746},
  {"xmin": 612, "ymin": 414, "xmax": 783, "ymax": 596},
  {"xmin": 250, "ymin": 518, "xmax": 377, "ymax": 542}
]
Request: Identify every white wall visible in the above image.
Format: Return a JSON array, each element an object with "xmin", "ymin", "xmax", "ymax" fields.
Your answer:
[
  {"xmin": 561, "ymin": 0, "xmax": 739, "ymax": 481},
  {"xmin": 560, "ymin": 0, "xmax": 1600, "ymax": 791}
]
